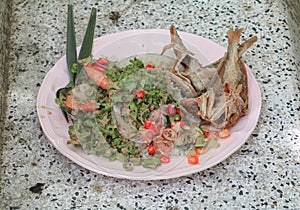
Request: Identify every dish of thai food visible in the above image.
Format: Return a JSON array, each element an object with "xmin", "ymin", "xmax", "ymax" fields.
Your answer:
[{"xmin": 37, "ymin": 6, "xmax": 261, "ymax": 180}]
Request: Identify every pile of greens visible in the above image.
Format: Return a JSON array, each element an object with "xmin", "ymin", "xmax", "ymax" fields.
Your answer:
[
  {"xmin": 55, "ymin": 5, "xmax": 219, "ymax": 171},
  {"xmin": 66, "ymin": 58, "xmax": 178, "ymax": 170}
]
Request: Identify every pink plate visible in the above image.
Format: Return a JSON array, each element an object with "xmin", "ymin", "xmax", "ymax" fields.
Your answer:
[{"xmin": 36, "ymin": 29, "xmax": 261, "ymax": 180}]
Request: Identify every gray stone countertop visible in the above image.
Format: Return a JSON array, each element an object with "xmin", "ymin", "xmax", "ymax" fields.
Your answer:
[{"xmin": 1, "ymin": 0, "xmax": 299, "ymax": 209}]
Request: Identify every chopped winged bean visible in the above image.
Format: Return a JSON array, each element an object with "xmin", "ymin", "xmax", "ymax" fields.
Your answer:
[
  {"xmin": 65, "ymin": 56, "xmax": 212, "ymax": 171},
  {"xmin": 123, "ymin": 162, "xmax": 134, "ymax": 171}
]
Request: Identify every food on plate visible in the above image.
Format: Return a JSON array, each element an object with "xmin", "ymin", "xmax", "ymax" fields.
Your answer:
[
  {"xmin": 161, "ymin": 25, "xmax": 258, "ymax": 130},
  {"xmin": 55, "ymin": 6, "xmax": 257, "ymax": 170}
]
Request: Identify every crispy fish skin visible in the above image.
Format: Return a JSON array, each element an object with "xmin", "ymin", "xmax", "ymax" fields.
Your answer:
[
  {"xmin": 221, "ymin": 29, "xmax": 257, "ymax": 128},
  {"xmin": 223, "ymin": 28, "xmax": 244, "ymax": 92},
  {"xmin": 162, "ymin": 25, "xmax": 257, "ymax": 130}
]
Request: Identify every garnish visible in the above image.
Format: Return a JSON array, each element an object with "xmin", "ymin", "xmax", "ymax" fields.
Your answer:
[
  {"xmin": 55, "ymin": 5, "xmax": 97, "ymax": 122},
  {"xmin": 135, "ymin": 90, "xmax": 145, "ymax": 99}
]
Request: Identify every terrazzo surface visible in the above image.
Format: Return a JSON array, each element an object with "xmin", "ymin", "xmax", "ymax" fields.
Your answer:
[{"xmin": 1, "ymin": 0, "xmax": 299, "ymax": 209}]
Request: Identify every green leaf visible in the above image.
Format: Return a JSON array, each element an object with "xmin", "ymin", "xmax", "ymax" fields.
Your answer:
[
  {"xmin": 75, "ymin": 8, "xmax": 96, "ymax": 77},
  {"xmin": 78, "ymin": 8, "xmax": 97, "ymax": 60},
  {"xmin": 66, "ymin": 4, "xmax": 77, "ymax": 86},
  {"xmin": 194, "ymin": 137, "xmax": 207, "ymax": 148}
]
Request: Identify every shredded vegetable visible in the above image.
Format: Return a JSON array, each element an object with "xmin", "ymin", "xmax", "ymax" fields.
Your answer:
[{"xmin": 56, "ymin": 57, "xmax": 221, "ymax": 170}]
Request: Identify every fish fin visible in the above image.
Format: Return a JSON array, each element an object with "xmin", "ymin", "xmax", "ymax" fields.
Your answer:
[
  {"xmin": 245, "ymin": 35, "xmax": 258, "ymax": 46},
  {"xmin": 170, "ymin": 25, "xmax": 178, "ymax": 36},
  {"xmin": 238, "ymin": 36, "xmax": 258, "ymax": 53},
  {"xmin": 227, "ymin": 28, "xmax": 243, "ymax": 43}
]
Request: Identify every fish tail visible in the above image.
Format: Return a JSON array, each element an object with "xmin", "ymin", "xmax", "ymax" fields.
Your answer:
[{"xmin": 227, "ymin": 28, "xmax": 243, "ymax": 43}]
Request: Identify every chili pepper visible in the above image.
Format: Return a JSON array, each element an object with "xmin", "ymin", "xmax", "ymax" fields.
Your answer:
[
  {"xmin": 204, "ymin": 131, "xmax": 210, "ymax": 138},
  {"xmin": 144, "ymin": 119, "xmax": 153, "ymax": 129},
  {"xmin": 145, "ymin": 64, "xmax": 154, "ymax": 69},
  {"xmin": 187, "ymin": 155, "xmax": 199, "ymax": 165},
  {"xmin": 162, "ymin": 128, "xmax": 178, "ymax": 141},
  {"xmin": 148, "ymin": 144, "xmax": 155, "ymax": 155},
  {"xmin": 160, "ymin": 155, "xmax": 170, "ymax": 164},
  {"xmin": 135, "ymin": 90, "xmax": 145, "ymax": 99}
]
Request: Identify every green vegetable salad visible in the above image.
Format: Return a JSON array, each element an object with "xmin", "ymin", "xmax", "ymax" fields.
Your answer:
[
  {"xmin": 56, "ymin": 55, "xmax": 220, "ymax": 171},
  {"xmin": 55, "ymin": 5, "xmax": 220, "ymax": 171}
]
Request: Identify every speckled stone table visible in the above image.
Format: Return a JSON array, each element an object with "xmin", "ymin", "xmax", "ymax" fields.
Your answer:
[{"xmin": 1, "ymin": 0, "xmax": 299, "ymax": 209}]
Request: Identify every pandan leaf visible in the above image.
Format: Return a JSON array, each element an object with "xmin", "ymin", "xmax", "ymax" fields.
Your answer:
[{"xmin": 66, "ymin": 4, "xmax": 77, "ymax": 87}]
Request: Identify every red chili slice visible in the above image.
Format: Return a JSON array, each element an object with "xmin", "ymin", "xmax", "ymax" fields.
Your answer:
[
  {"xmin": 145, "ymin": 64, "xmax": 154, "ymax": 69},
  {"xmin": 144, "ymin": 119, "xmax": 153, "ymax": 129},
  {"xmin": 160, "ymin": 155, "xmax": 170, "ymax": 164},
  {"xmin": 204, "ymin": 131, "xmax": 210, "ymax": 138},
  {"xmin": 135, "ymin": 90, "xmax": 145, "ymax": 99},
  {"xmin": 162, "ymin": 128, "xmax": 178, "ymax": 141},
  {"xmin": 148, "ymin": 144, "xmax": 155, "ymax": 155},
  {"xmin": 187, "ymin": 155, "xmax": 199, "ymax": 165}
]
